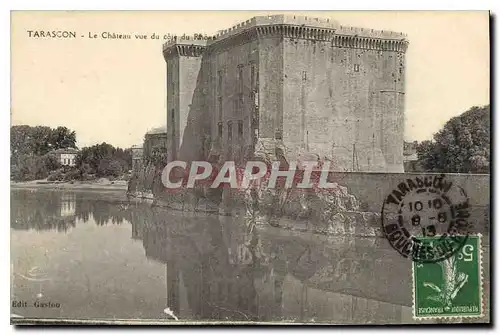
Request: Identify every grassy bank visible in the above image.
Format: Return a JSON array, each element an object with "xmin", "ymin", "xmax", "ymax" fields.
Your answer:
[{"xmin": 11, "ymin": 178, "xmax": 128, "ymax": 192}]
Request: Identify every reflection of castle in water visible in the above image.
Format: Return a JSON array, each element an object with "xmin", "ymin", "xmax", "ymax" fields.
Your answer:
[
  {"xmin": 129, "ymin": 206, "xmax": 412, "ymax": 322},
  {"xmin": 136, "ymin": 210, "xmax": 263, "ymax": 320},
  {"xmin": 11, "ymin": 190, "xmax": 412, "ymax": 322}
]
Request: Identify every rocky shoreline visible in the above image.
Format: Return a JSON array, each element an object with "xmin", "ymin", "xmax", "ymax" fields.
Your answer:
[{"xmin": 127, "ymin": 185, "xmax": 385, "ymax": 238}]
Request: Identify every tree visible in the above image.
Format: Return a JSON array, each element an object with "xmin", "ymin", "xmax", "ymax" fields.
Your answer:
[
  {"xmin": 11, "ymin": 153, "xmax": 61, "ymax": 181},
  {"xmin": 416, "ymin": 105, "xmax": 490, "ymax": 173},
  {"xmin": 11, "ymin": 125, "xmax": 77, "ymax": 164},
  {"xmin": 76, "ymin": 143, "xmax": 115, "ymax": 173},
  {"xmin": 10, "ymin": 125, "xmax": 33, "ymax": 164},
  {"xmin": 50, "ymin": 126, "xmax": 77, "ymax": 150},
  {"xmin": 97, "ymin": 158, "xmax": 123, "ymax": 177},
  {"xmin": 75, "ymin": 142, "xmax": 131, "ymax": 177}
]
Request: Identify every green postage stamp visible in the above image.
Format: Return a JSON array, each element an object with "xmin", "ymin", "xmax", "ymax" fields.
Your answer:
[{"xmin": 413, "ymin": 235, "xmax": 483, "ymax": 319}]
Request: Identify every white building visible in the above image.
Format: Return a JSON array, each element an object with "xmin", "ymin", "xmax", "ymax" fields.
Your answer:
[{"xmin": 51, "ymin": 148, "xmax": 79, "ymax": 166}]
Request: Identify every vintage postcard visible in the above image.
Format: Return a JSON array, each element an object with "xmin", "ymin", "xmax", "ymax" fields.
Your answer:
[{"xmin": 10, "ymin": 11, "xmax": 490, "ymax": 325}]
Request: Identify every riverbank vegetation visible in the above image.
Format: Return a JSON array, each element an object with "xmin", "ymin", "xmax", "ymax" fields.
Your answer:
[
  {"xmin": 11, "ymin": 125, "xmax": 132, "ymax": 182},
  {"xmin": 416, "ymin": 105, "xmax": 490, "ymax": 173}
]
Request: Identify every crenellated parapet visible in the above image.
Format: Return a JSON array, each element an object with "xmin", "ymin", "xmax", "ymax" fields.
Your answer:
[
  {"xmin": 337, "ymin": 25, "xmax": 407, "ymax": 39},
  {"xmin": 330, "ymin": 34, "xmax": 408, "ymax": 52},
  {"xmin": 163, "ymin": 15, "xmax": 409, "ymax": 56},
  {"xmin": 210, "ymin": 15, "xmax": 339, "ymax": 42},
  {"xmin": 205, "ymin": 15, "xmax": 408, "ymax": 53},
  {"xmin": 163, "ymin": 38, "xmax": 207, "ymax": 60},
  {"xmin": 255, "ymin": 25, "xmax": 337, "ymax": 41}
]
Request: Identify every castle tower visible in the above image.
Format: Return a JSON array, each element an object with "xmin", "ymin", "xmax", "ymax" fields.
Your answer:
[
  {"xmin": 163, "ymin": 38, "xmax": 207, "ymax": 163},
  {"xmin": 162, "ymin": 15, "xmax": 409, "ymax": 172}
]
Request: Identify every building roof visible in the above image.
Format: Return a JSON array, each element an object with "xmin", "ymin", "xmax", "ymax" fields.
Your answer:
[
  {"xmin": 403, "ymin": 141, "xmax": 418, "ymax": 156},
  {"xmin": 403, "ymin": 153, "xmax": 418, "ymax": 161},
  {"xmin": 50, "ymin": 148, "xmax": 79, "ymax": 154},
  {"xmin": 146, "ymin": 126, "xmax": 167, "ymax": 135}
]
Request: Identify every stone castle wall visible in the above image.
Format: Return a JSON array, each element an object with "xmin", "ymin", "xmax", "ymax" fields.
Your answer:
[
  {"xmin": 162, "ymin": 14, "xmax": 408, "ymax": 172},
  {"xmin": 128, "ymin": 170, "xmax": 490, "ymax": 238},
  {"xmin": 282, "ymin": 38, "xmax": 405, "ymax": 172}
]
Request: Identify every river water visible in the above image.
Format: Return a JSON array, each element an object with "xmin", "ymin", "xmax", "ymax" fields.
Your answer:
[{"xmin": 10, "ymin": 188, "xmax": 423, "ymax": 323}]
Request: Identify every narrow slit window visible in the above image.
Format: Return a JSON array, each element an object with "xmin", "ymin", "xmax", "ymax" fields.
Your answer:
[
  {"xmin": 250, "ymin": 63, "xmax": 256, "ymax": 91},
  {"xmin": 218, "ymin": 122, "xmax": 223, "ymax": 138},
  {"xmin": 171, "ymin": 109, "xmax": 175, "ymax": 135},
  {"xmin": 227, "ymin": 121, "xmax": 233, "ymax": 141},
  {"xmin": 238, "ymin": 121, "xmax": 243, "ymax": 139},
  {"xmin": 218, "ymin": 70, "xmax": 223, "ymax": 94},
  {"xmin": 218, "ymin": 97, "xmax": 223, "ymax": 120},
  {"xmin": 238, "ymin": 94, "xmax": 244, "ymax": 116},
  {"xmin": 237, "ymin": 64, "xmax": 244, "ymax": 94}
]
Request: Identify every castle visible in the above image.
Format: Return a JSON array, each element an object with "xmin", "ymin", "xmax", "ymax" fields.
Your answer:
[{"xmin": 163, "ymin": 15, "xmax": 408, "ymax": 172}]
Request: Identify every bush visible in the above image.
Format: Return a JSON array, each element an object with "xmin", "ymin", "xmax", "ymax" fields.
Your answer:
[
  {"xmin": 47, "ymin": 170, "xmax": 64, "ymax": 182},
  {"xmin": 11, "ymin": 165, "xmax": 21, "ymax": 181},
  {"xmin": 63, "ymin": 168, "xmax": 82, "ymax": 181},
  {"xmin": 97, "ymin": 158, "xmax": 123, "ymax": 178},
  {"xmin": 43, "ymin": 154, "xmax": 62, "ymax": 171},
  {"xmin": 81, "ymin": 173, "xmax": 96, "ymax": 181}
]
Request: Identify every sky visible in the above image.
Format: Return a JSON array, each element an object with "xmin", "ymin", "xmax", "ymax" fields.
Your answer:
[{"xmin": 11, "ymin": 11, "xmax": 490, "ymax": 148}]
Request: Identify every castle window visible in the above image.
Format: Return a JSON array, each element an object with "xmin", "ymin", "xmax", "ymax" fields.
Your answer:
[
  {"xmin": 275, "ymin": 129, "xmax": 282, "ymax": 140},
  {"xmin": 238, "ymin": 121, "xmax": 243, "ymax": 139},
  {"xmin": 354, "ymin": 64, "xmax": 360, "ymax": 72},
  {"xmin": 250, "ymin": 63, "xmax": 256, "ymax": 91},
  {"xmin": 302, "ymin": 71, "xmax": 307, "ymax": 81},
  {"xmin": 227, "ymin": 121, "xmax": 233, "ymax": 141},
  {"xmin": 218, "ymin": 122, "xmax": 223, "ymax": 138},
  {"xmin": 238, "ymin": 93, "xmax": 244, "ymax": 115},
  {"xmin": 256, "ymin": 66, "xmax": 259, "ymax": 87},
  {"xmin": 218, "ymin": 70, "xmax": 223, "ymax": 95},
  {"xmin": 218, "ymin": 97, "xmax": 222, "ymax": 120},
  {"xmin": 171, "ymin": 109, "xmax": 175, "ymax": 135},
  {"xmin": 237, "ymin": 64, "xmax": 244, "ymax": 94}
]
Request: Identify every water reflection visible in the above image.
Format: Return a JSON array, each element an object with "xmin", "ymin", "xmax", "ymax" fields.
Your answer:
[
  {"xmin": 11, "ymin": 189, "xmax": 412, "ymax": 323},
  {"xmin": 11, "ymin": 191, "xmax": 77, "ymax": 232},
  {"xmin": 11, "ymin": 190, "xmax": 129, "ymax": 231}
]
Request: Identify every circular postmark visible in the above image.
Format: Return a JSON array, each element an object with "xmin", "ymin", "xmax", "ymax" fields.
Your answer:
[{"xmin": 381, "ymin": 174, "xmax": 471, "ymax": 263}]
